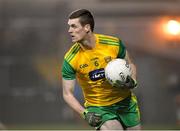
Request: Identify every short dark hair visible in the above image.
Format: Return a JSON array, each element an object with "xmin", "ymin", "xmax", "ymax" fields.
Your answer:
[{"xmin": 69, "ymin": 9, "xmax": 95, "ymax": 32}]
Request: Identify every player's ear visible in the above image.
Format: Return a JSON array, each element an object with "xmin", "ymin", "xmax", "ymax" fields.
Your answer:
[{"xmin": 84, "ymin": 24, "xmax": 90, "ymax": 33}]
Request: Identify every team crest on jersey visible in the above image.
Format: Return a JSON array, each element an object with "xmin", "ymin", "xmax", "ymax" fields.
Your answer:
[
  {"xmin": 104, "ymin": 56, "xmax": 112, "ymax": 63},
  {"xmin": 89, "ymin": 68, "xmax": 105, "ymax": 81}
]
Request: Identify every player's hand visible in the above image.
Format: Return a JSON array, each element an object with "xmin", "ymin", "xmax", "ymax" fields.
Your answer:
[
  {"xmin": 125, "ymin": 75, "xmax": 137, "ymax": 89},
  {"xmin": 82, "ymin": 110, "xmax": 102, "ymax": 127},
  {"xmin": 113, "ymin": 80, "xmax": 126, "ymax": 89},
  {"xmin": 113, "ymin": 76, "xmax": 137, "ymax": 89}
]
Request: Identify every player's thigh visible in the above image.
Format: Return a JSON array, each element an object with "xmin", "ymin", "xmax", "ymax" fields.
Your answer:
[
  {"xmin": 126, "ymin": 124, "xmax": 142, "ymax": 130},
  {"xmin": 100, "ymin": 119, "xmax": 123, "ymax": 130}
]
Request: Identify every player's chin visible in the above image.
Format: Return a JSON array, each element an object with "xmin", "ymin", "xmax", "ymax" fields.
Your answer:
[
  {"xmin": 71, "ymin": 40, "xmax": 76, "ymax": 43},
  {"xmin": 72, "ymin": 38, "xmax": 79, "ymax": 43}
]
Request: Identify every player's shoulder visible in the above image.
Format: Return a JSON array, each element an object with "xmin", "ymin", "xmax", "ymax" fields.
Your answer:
[
  {"xmin": 96, "ymin": 33, "xmax": 120, "ymax": 42},
  {"xmin": 95, "ymin": 33, "xmax": 121, "ymax": 46},
  {"xmin": 64, "ymin": 43, "xmax": 81, "ymax": 62}
]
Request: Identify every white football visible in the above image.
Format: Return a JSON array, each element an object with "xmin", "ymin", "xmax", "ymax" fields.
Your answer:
[{"xmin": 105, "ymin": 58, "xmax": 132, "ymax": 85}]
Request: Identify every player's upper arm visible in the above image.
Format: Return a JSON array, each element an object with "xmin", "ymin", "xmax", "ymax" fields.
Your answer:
[
  {"xmin": 117, "ymin": 40, "xmax": 126, "ymax": 59},
  {"xmin": 62, "ymin": 59, "xmax": 76, "ymax": 80},
  {"xmin": 61, "ymin": 59, "xmax": 76, "ymax": 96},
  {"xmin": 124, "ymin": 50, "xmax": 134, "ymax": 64},
  {"xmin": 117, "ymin": 39, "xmax": 132, "ymax": 64}
]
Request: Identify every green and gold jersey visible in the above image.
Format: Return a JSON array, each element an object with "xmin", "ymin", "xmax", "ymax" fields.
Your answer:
[{"xmin": 62, "ymin": 34, "xmax": 131, "ymax": 107}]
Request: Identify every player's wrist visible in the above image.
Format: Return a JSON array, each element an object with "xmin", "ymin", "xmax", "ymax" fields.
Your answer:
[{"xmin": 81, "ymin": 109, "xmax": 88, "ymax": 119}]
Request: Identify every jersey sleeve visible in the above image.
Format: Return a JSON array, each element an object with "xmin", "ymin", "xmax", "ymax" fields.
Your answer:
[
  {"xmin": 61, "ymin": 59, "xmax": 76, "ymax": 80},
  {"xmin": 117, "ymin": 40, "xmax": 126, "ymax": 59}
]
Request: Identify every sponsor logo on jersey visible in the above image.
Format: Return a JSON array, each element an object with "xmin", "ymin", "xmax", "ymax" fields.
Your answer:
[{"xmin": 89, "ymin": 68, "xmax": 105, "ymax": 81}]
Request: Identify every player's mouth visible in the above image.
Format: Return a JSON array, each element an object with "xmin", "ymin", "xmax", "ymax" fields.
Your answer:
[
  {"xmin": 71, "ymin": 35, "xmax": 77, "ymax": 42},
  {"xmin": 71, "ymin": 36, "xmax": 75, "ymax": 40},
  {"xmin": 70, "ymin": 34, "xmax": 75, "ymax": 38}
]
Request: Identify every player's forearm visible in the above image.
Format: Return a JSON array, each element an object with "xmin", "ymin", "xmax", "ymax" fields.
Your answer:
[
  {"xmin": 62, "ymin": 79, "xmax": 85, "ymax": 115},
  {"xmin": 63, "ymin": 92, "xmax": 85, "ymax": 116},
  {"xmin": 130, "ymin": 63, "xmax": 137, "ymax": 80},
  {"xmin": 125, "ymin": 51, "xmax": 137, "ymax": 80}
]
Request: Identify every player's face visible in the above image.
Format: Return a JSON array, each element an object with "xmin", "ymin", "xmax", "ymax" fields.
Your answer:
[{"xmin": 68, "ymin": 18, "xmax": 87, "ymax": 43}]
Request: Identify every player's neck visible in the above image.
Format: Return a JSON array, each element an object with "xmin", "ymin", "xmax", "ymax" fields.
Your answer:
[{"xmin": 80, "ymin": 33, "xmax": 96, "ymax": 50}]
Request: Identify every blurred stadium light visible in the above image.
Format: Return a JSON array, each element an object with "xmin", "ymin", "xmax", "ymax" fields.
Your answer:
[
  {"xmin": 161, "ymin": 18, "xmax": 180, "ymax": 48},
  {"xmin": 166, "ymin": 20, "xmax": 180, "ymax": 36},
  {"xmin": 163, "ymin": 19, "xmax": 180, "ymax": 36}
]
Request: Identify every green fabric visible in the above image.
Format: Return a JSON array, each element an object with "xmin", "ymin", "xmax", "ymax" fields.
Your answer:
[
  {"xmin": 99, "ymin": 39, "xmax": 119, "ymax": 46},
  {"xmin": 86, "ymin": 95, "xmax": 140, "ymax": 129},
  {"xmin": 117, "ymin": 40, "xmax": 126, "ymax": 59},
  {"xmin": 65, "ymin": 44, "xmax": 80, "ymax": 62},
  {"xmin": 61, "ymin": 59, "xmax": 76, "ymax": 80},
  {"xmin": 98, "ymin": 36, "xmax": 120, "ymax": 46}
]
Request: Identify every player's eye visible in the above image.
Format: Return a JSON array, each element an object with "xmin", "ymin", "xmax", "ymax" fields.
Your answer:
[{"xmin": 71, "ymin": 24, "xmax": 77, "ymax": 29}]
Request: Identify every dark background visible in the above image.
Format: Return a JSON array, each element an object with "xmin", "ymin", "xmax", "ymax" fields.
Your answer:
[{"xmin": 0, "ymin": 0, "xmax": 180, "ymax": 129}]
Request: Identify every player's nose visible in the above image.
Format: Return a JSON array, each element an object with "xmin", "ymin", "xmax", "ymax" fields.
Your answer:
[{"xmin": 68, "ymin": 27, "xmax": 72, "ymax": 33}]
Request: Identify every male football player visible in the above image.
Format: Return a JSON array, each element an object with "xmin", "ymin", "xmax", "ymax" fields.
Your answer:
[{"xmin": 62, "ymin": 9, "xmax": 141, "ymax": 130}]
